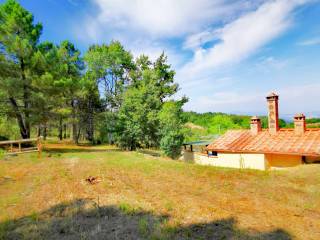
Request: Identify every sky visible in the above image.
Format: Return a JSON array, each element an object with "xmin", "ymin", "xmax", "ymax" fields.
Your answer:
[{"xmin": 3, "ymin": 0, "xmax": 320, "ymax": 119}]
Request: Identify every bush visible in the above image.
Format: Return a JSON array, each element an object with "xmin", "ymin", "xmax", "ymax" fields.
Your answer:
[
  {"xmin": 160, "ymin": 131, "xmax": 184, "ymax": 159},
  {"xmin": 159, "ymin": 100, "xmax": 187, "ymax": 159}
]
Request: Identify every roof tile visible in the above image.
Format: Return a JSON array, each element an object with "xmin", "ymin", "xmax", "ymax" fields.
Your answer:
[{"xmin": 207, "ymin": 129, "xmax": 320, "ymax": 156}]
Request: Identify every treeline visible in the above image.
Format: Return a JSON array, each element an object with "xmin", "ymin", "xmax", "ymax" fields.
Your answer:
[
  {"xmin": 183, "ymin": 112, "xmax": 288, "ymax": 141},
  {"xmin": 0, "ymin": 0, "xmax": 186, "ymax": 158}
]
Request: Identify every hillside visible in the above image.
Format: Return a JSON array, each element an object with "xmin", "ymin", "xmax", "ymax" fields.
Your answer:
[{"xmin": 183, "ymin": 112, "xmax": 320, "ymax": 142}]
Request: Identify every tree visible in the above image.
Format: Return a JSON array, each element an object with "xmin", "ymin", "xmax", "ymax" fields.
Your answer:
[
  {"xmin": 116, "ymin": 53, "xmax": 186, "ymax": 155},
  {"xmin": 84, "ymin": 41, "xmax": 134, "ymax": 143},
  {"xmin": 32, "ymin": 40, "xmax": 83, "ymax": 142},
  {"xmin": 77, "ymin": 73, "xmax": 101, "ymax": 143},
  {"xmin": 116, "ymin": 69, "xmax": 161, "ymax": 150},
  {"xmin": 84, "ymin": 41, "xmax": 134, "ymax": 110},
  {"xmin": 153, "ymin": 52, "xmax": 178, "ymax": 102},
  {"xmin": 159, "ymin": 99, "xmax": 188, "ymax": 159},
  {"xmin": 0, "ymin": 0, "xmax": 42, "ymax": 138},
  {"xmin": 53, "ymin": 41, "xmax": 84, "ymax": 143}
]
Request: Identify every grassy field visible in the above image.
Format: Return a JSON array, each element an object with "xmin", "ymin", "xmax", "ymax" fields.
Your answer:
[{"xmin": 0, "ymin": 143, "xmax": 320, "ymax": 239}]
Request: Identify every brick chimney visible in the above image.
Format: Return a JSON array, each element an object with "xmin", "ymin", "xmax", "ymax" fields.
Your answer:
[
  {"xmin": 294, "ymin": 113, "xmax": 306, "ymax": 135},
  {"xmin": 266, "ymin": 92, "xmax": 279, "ymax": 134},
  {"xmin": 250, "ymin": 116, "xmax": 262, "ymax": 135}
]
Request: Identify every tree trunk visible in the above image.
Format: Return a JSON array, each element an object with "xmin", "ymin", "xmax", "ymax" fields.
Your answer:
[
  {"xmin": 37, "ymin": 125, "xmax": 41, "ymax": 137},
  {"xmin": 71, "ymin": 99, "xmax": 78, "ymax": 144},
  {"xmin": 20, "ymin": 58, "xmax": 30, "ymax": 139},
  {"xmin": 43, "ymin": 125, "xmax": 47, "ymax": 140},
  {"xmin": 63, "ymin": 124, "xmax": 67, "ymax": 139},
  {"xmin": 76, "ymin": 125, "xmax": 81, "ymax": 145},
  {"xmin": 86, "ymin": 98, "xmax": 94, "ymax": 143},
  {"xmin": 9, "ymin": 97, "xmax": 29, "ymax": 139},
  {"xmin": 58, "ymin": 116, "xmax": 63, "ymax": 141}
]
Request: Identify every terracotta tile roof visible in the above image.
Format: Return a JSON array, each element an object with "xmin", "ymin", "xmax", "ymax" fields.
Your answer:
[{"xmin": 207, "ymin": 129, "xmax": 320, "ymax": 156}]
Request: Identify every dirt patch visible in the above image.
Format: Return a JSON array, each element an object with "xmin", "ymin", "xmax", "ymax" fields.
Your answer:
[{"xmin": 85, "ymin": 176, "xmax": 102, "ymax": 185}]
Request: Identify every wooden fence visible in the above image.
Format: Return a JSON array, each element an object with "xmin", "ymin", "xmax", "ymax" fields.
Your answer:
[{"xmin": 0, "ymin": 137, "xmax": 43, "ymax": 158}]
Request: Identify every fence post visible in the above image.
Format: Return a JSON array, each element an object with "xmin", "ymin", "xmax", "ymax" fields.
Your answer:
[{"xmin": 19, "ymin": 143, "xmax": 21, "ymax": 152}]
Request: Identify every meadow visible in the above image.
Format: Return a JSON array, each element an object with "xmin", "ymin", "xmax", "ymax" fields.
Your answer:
[{"xmin": 0, "ymin": 143, "xmax": 320, "ymax": 239}]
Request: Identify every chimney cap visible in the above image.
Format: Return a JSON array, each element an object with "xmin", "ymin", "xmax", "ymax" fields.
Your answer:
[
  {"xmin": 266, "ymin": 92, "xmax": 279, "ymax": 99},
  {"xmin": 251, "ymin": 116, "xmax": 260, "ymax": 120},
  {"xmin": 294, "ymin": 113, "xmax": 305, "ymax": 119}
]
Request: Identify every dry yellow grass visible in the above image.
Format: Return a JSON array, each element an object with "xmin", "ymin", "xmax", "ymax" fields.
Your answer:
[{"xmin": 0, "ymin": 143, "xmax": 319, "ymax": 239}]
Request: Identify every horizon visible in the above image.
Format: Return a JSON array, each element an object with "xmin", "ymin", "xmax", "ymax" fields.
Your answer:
[{"xmin": 2, "ymin": 0, "xmax": 319, "ymax": 115}]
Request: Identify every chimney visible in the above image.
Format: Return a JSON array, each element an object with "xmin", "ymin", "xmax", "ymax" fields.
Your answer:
[
  {"xmin": 250, "ymin": 116, "xmax": 262, "ymax": 135},
  {"xmin": 266, "ymin": 92, "xmax": 279, "ymax": 134},
  {"xmin": 294, "ymin": 113, "xmax": 306, "ymax": 135}
]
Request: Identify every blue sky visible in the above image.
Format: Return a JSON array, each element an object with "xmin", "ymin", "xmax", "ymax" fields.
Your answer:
[{"xmin": 3, "ymin": 0, "xmax": 320, "ymax": 118}]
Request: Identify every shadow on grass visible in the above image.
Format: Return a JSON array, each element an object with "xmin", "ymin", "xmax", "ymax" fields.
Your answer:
[
  {"xmin": 0, "ymin": 199, "xmax": 292, "ymax": 240},
  {"xmin": 137, "ymin": 149, "xmax": 161, "ymax": 158}
]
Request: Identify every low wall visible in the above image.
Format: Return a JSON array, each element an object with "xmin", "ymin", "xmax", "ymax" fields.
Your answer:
[{"xmin": 181, "ymin": 151, "xmax": 307, "ymax": 170}]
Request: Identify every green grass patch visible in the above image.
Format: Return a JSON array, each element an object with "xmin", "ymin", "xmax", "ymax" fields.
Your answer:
[{"xmin": 118, "ymin": 202, "xmax": 141, "ymax": 216}]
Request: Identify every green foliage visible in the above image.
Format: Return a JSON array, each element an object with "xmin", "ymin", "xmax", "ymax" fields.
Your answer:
[
  {"xmin": 116, "ymin": 69, "xmax": 162, "ymax": 150},
  {"xmin": 159, "ymin": 100, "xmax": 187, "ymax": 159},
  {"xmin": 138, "ymin": 217, "xmax": 149, "ymax": 237},
  {"xmin": 0, "ymin": 0, "xmax": 44, "ymax": 138},
  {"xmin": 96, "ymin": 111, "xmax": 118, "ymax": 144},
  {"xmin": 84, "ymin": 41, "xmax": 135, "ymax": 109},
  {"xmin": 183, "ymin": 112, "xmax": 250, "ymax": 139},
  {"xmin": 115, "ymin": 54, "xmax": 186, "ymax": 157},
  {"xmin": 306, "ymin": 118, "xmax": 320, "ymax": 124},
  {"xmin": 0, "ymin": 148, "xmax": 5, "ymax": 159},
  {"xmin": 183, "ymin": 126, "xmax": 208, "ymax": 142},
  {"xmin": 0, "ymin": 117, "xmax": 20, "ymax": 140},
  {"xmin": 0, "ymin": 0, "xmax": 186, "ymax": 152},
  {"xmin": 119, "ymin": 202, "xmax": 140, "ymax": 216},
  {"xmin": 184, "ymin": 112, "xmax": 291, "ymax": 140},
  {"xmin": 207, "ymin": 115, "xmax": 242, "ymax": 134}
]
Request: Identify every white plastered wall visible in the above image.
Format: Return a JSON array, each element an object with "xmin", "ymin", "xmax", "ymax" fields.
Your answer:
[{"xmin": 194, "ymin": 152, "xmax": 266, "ymax": 170}]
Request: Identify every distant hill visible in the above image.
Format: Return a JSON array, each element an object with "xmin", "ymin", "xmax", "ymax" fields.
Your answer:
[
  {"xmin": 183, "ymin": 111, "xmax": 252, "ymax": 142},
  {"xmin": 183, "ymin": 111, "xmax": 320, "ymax": 142}
]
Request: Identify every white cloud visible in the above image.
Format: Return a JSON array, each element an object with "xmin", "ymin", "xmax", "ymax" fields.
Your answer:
[
  {"xmin": 73, "ymin": 0, "xmax": 318, "ymax": 115},
  {"xmin": 254, "ymin": 56, "xmax": 291, "ymax": 72},
  {"xmin": 125, "ymin": 39, "xmax": 185, "ymax": 68},
  {"xmin": 184, "ymin": 90, "xmax": 263, "ymax": 113},
  {"xmin": 179, "ymin": 0, "xmax": 309, "ymax": 78},
  {"xmin": 183, "ymin": 29, "xmax": 222, "ymax": 50},
  {"xmin": 88, "ymin": 0, "xmax": 253, "ymax": 38},
  {"xmin": 184, "ymin": 82, "xmax": 320, "ymax": 115}
]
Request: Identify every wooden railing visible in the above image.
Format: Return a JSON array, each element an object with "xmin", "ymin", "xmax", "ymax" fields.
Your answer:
[{"xmin": 0, "ymin": 137, "xmax": 43, "ymax": 158}]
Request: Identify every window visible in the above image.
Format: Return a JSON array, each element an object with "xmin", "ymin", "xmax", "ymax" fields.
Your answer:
[{"xmin": 208, "ymin": 151, "xmax": 217, "ymax": 156}]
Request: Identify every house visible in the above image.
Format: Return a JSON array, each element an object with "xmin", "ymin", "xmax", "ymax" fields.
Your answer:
[{"xmin": 184, "ymin": 93, "xmax": 320, "ymax": 170}]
